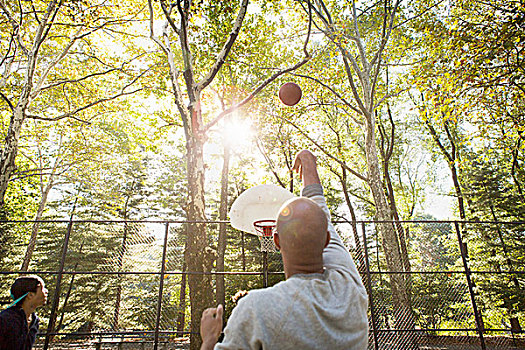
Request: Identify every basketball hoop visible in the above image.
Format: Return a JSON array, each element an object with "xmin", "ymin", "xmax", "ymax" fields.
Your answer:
[
  {"xmin": 230, "ymin": 184, "xmax": 293, "ymax": 287},
  {"xmin": 253, "ymin": 220, "xmax": 277, "ymax": 252}
]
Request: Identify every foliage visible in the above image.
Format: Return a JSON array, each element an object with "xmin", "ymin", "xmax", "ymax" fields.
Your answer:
[{"xmin": 0, "ymin": 0, "xmax": 524, "ymax": 344}]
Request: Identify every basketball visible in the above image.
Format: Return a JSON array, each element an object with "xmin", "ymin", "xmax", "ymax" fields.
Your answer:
[{"xmin": 278, "ymin": 82, "xmax": 302, "ymax": 106}]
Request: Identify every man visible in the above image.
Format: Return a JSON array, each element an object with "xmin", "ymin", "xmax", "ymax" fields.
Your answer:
[
  {"xmin": 0, "ymin": 275, "xmax": 48, "ymax": 349},
  {"xmin": 201, "ymin": 150, "xmax": 368, "ymax": 349}
]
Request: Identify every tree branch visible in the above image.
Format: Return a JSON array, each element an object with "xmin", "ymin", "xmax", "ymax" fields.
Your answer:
[
  {"xmin": 340, "ymin": 54, "xmax": 368, "ymax": 114},
  {"xmin": 39, "ymin": 68, "xmax": 119, "ymax": 91},
  {"xmin": 443, "ymin": 119, "xmax": 456, "ymax": 162},
  {"xmin": 275, "ymin": 113, "xmax": 368, "ymax": 182},
  {"xmin": 28, "ymin": 66, "xmax": 149, "ymax": 124},
  {"xmin": 0, "ymin": 0, "xmax": 29, "ymax": 55},
  {"xmin": 386, "ymin": 104, "xmax": 395, "ymax": 160},
  {"xmin": 291, "ymin": 73, "xmax": 363, "ymax": 120},
  {"xmin": 255, "ymin": 137, "xmax": 287, "ymax": 188},
  {"xmin": 307, "ymin": 0, "xmax": 368, "ymax": 94},
  {"xmin": 369, "ymin": 0, "xmax": 401, "ymax": 112},
  {"xmin": 148, "ymin": 0, "xmax": 169, "ymax": 55},
  {"xmin": 351, "ymin": 0, "xmax": 369, "ymax": 71},
  {"xmin": 419, "ymin": 95, "xmax": 454, "ymax": 164},
  {"xmin": 31, "ymin": 26, "xmax": 85, "ymax": 98},
  {"xmin": 159, "ymin": 0, "xmax": 180, "ymax": 35},
  {"xmin": 203, "ymin": 5, "xmax": 313, "ymax": 133},
  {"xmin": 374, "ymin": 86, "xmax": 409, "ymax": 110},
  {"xmin": 394, "ymin": 0, "xmax": 446, "ymax": 29},
  {"xmin": 177, "ymin": 0, "xmax": 197, "ymax": 110},
  {"xmin": 0, "ymin": 91, "xmax": 14, "ymax": 111},
  {"xmin": 39, "ymin": 52, "xmax": 151, "ymax": 92},
  {"xmin": 197, "ymin": 0, "xmax": 249, "ymax": 92},
  {"xmin": 148, "ymin": 0, "xmax": 189, "ymax": 129},
  {"xmin": 0, "ymin": 26, "xmax": 16, "ymax": 69},
  {"xmin": 316, "ymin": 0, "xmax": 333, "ymax": 25},
  {"xmin": 204, "ymin": 56, "xmax": 310, "ymax": 133},
  {"xmin": 22, "ymin": 0, "xmax": 61, "ymax": 104}
]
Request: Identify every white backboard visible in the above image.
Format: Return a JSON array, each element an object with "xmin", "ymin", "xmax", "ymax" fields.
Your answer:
[{"xmin": 229, "ymin": 184, "xmax": 295, "ymax": 236}]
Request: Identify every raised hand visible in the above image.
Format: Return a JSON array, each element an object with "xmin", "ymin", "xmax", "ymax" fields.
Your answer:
[
  {"xmin": 292, "ymin": 150, "xmax": 320, "ymax": 186},
  {"xmin": 200, "ymin": 304, "xmax": 223, "ymax": 350}
]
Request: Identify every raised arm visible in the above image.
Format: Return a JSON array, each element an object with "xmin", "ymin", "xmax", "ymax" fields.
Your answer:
[
  {"xmin": 292, "ymin": 149, "xmax": 321, "ymax": 186},
  {"xmin": 292, "ymin": 150, "xmax": 357, "ymax": 272}
]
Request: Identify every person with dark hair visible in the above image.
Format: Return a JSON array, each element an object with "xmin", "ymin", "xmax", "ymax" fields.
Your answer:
[{"xmin": 0, "ymin": 275, "xmax": 47, "ymax": 349}]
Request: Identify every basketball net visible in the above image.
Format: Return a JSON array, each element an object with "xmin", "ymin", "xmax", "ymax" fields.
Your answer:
[{"xmin": 253, "ymin": 220, "xmax": 277, "ymax": 252}]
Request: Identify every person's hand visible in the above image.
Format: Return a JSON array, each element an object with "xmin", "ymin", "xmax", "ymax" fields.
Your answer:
[
  {"xmin": 292, "ymin": 150, "xmax": 320, "ymax": 186},
  {"xmin": 200, "ymin": 304, "xmax": 223, "ymax": 350}
]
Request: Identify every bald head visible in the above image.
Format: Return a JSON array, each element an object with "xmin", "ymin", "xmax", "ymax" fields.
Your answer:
[{"xmin": 275, "ymin": 197, "xmax": 329, "ymax": 275}]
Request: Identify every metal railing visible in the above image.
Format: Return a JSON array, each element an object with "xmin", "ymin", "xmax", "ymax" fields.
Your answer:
[{"xmin": 0, "ymin": 219, "xmax": 523, "ymax": 349}]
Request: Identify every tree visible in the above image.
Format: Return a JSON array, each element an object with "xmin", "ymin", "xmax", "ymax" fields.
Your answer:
[
  {"xmin": 409, "ymin": 0, "xmax": 525, "ymax": 220},
  {"xmin": 0, "ymin": 0, "xmax": 148, "ymax": 207},
  {"xmin": 146, "ymin": 1, "xmax": 311, "ymax": 346},
  {"xmin": 407, "ymin": 0, "xmax": 525, "ymax": 334},
  {"xmin": 461, "ymin": 157, "xmax": 525, "ymax": 330},
  {"xmin": 293, "ymin": 1, "xmax": 417, "ymax": 341}
]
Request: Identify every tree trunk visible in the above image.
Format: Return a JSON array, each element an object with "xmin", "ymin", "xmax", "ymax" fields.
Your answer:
[
  {"xmin": 511, "ymin": 138, "xmax": 524, "ymax": 200},
  {"xmin": 241, "ymin": 232, "xmax": 246, "ymax": 271},
  {"xmin": 0, "ymin": 0, "xmax": 60, "ymax": 207},
  {"xmin": 340, "ymin": 167, "xmax": 365, "ymax": 273},
  {"xmin": 56, "ymin": 242, "xmax": 83, "ymax": 332},
  {"xmin": 216, "ymin": 142, "xmax": 230, "ymax": 308},
  {"xmin": 364, "ymin": 113, "xmax": 415, "ymax": 339},
  {"xmin": 21, "ymin": 170, "xmax": 55, "ymax": 271},
  {"xmin": 378, "ymin": 113, "xmax": 411, "ymax": 277},
  {"xmin": 147, "ymin": 0, "xmax": 307, "ymax": 346},
  {"xmin": 381, "ymin": 154, "xmax": 412, "ymax": 296},
  {"xmin": 489, "ymin": 205, "xmax": 520, "ymax": 291},
  {"xmin": 185, "ymin": 135, "xmax": 213, "ymax": 350},
  {"xmin": 309, "ymin": 0, "xmax": 416, "ymax": 335},
  {"xmin": 0, "ymin": 107, "xmax": 26, "ymax": 207},
  {"xmin": 450, "ymin": 164, "xmax": 467, "ymax": 221}
]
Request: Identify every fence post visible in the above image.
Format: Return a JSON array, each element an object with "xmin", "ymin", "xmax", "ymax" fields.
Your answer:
[
  {"xmin": 454, "ymin": 222, "xmax": 486, "ymax": 350},
  {"xmin": 362, "ymin": 223, "xmax": 379, "ymax": 350},
  {"xmin": 43, "ymin": 218, "xmax": 74, "ymax": 350},
  {"xmin": 262, "ymin": 251, "xmax": 269, "ymax": 288},
  {"xmin": 154, "ymin": 222, "xmax": 170, "ymax": 350}
]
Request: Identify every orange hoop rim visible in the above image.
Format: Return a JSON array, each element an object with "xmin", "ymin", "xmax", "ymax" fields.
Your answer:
[{"xmin": 253, "ymin": 219, "xmax": 276, "ymax": 237}]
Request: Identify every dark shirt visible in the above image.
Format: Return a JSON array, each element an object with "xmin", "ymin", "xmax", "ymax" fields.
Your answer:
[{"xmin": 0, "ymin": 307, "xmax": 39, "ymax": 350}]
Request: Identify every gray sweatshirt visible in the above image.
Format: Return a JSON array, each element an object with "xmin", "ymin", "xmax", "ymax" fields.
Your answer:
[{"xmin": 216, "ymin": 184, "xmax": 368, "ymax": 349}]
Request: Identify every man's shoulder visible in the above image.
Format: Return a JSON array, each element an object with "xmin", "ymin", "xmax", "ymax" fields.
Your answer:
[
  {"xmin": 237, "ymin": 283, "xmax": 282, "ymax": 303},
  {"xmin": 0, "ymin": 307, "xmax": 24, "ymax": 327},
  {"xmin": 0, "ymin": 307, "xmax": 19, "ymax": 318},
  {"xmin": 235, "ymin": 278, "xmax": 299, "ymax": 309}
]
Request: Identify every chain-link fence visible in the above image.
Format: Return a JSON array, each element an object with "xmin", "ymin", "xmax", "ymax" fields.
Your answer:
[{"xmin": 0, "ymin": 220, "xmax": 523, "ymax": 349}]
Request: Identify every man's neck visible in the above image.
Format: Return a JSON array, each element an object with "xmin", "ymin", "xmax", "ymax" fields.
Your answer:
[
  {"xmin": 21, "ymin": 302, "xmax": 36, "ymax": 320},
  {"xmin": 284, "ymin": 261, "xmax": 324, "ymax": 279}
]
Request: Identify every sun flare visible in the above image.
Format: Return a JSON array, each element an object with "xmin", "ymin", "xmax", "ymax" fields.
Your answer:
[{"xmin": 222, "ymin": 117, "xmax": 254, "ymax": 149}]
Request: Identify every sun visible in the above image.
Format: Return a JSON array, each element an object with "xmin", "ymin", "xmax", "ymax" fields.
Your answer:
[{"xmin": 222, "ymin": 116, "xmax": 254, "ymax": 150}]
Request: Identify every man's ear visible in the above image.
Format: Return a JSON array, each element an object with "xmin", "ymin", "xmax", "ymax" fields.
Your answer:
[
  {"xmin": 324, "ymin": 231, "xmax": 330, "ymax": 248},
  {"xmin": 273, "ymin": 233, "xmax": 281, "ymax": 251}
]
